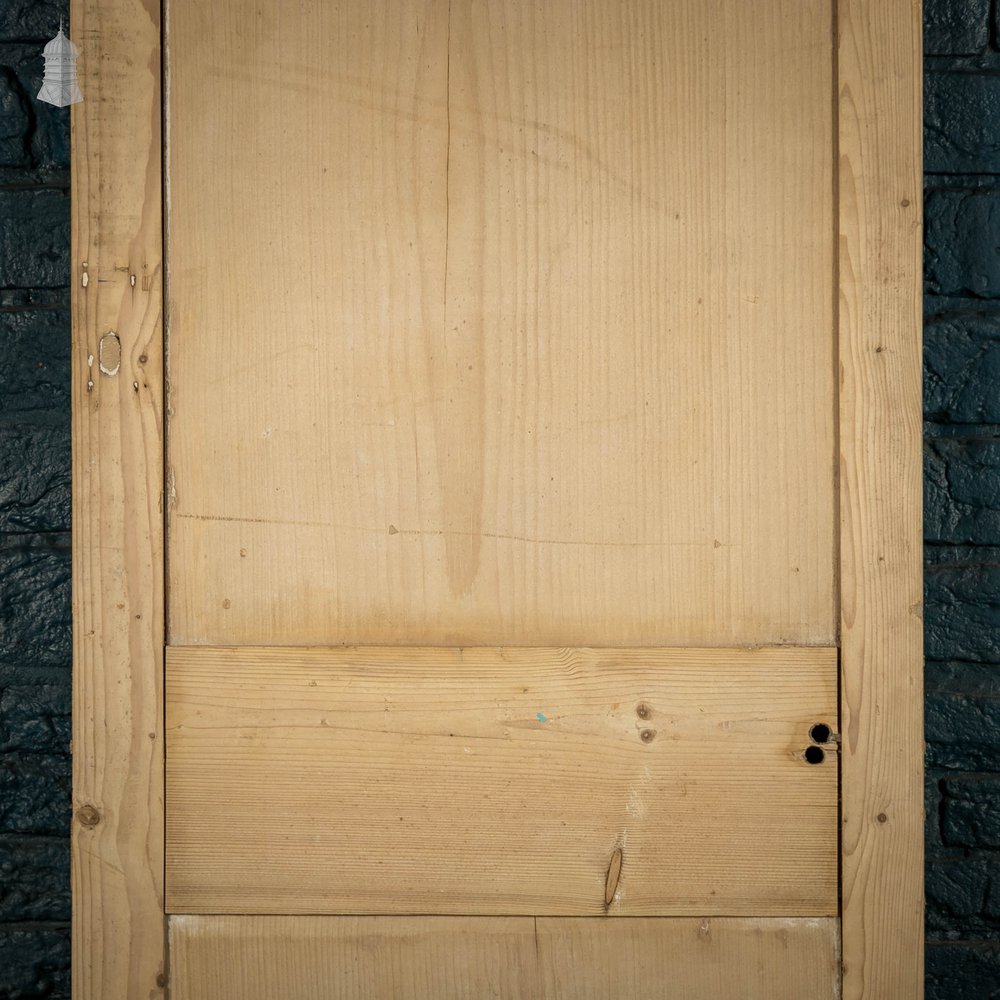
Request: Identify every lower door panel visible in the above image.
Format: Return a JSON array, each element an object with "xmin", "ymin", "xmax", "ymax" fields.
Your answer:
[
  {"xmin": 169, "ymin": 915, "xmax": 840, "ymax": 1000},
  {"xmin": 165, "ymin": 645, "xmax": 838, "ymax": 916}
]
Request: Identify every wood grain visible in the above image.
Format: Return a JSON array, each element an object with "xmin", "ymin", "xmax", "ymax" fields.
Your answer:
[
  {"xmin": 169, "ymin": 915, "xmax": 839, "ymax": 999},
  {"xmin": 166, "ymin": 0, "xmax": 836, "ymax": 648},
  {"xmin": 837, "ymin": 0, "xmax": 925, "ymax": 997},
  {"xmin": 165, "ymin": 645, "xmax": 838, "ymax": 915},
  {"xmin": 536, "ymin": 916, "xmax": 839, "ymax": 999},
  {"xmin": 170, "ymin": 916, "xmax": 539, "ymax": 1000},
  {"xmin": 71, "ymin": 0, "xmax": 165, "ymax": 997}
]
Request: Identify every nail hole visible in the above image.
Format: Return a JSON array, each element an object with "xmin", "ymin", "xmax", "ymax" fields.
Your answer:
[
  {"xmin": 804, "ymin": 745, "xmax": 825, "ymax": 765},
  {"xmin": 809, "ymin": 723, "xmax": 831, "ymax": 744}
]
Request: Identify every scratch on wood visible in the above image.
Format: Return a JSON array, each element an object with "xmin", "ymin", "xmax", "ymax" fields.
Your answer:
[
  {"xmin": 179, "ymin": 512, "xmax": 714, "ymax": 548},
  {"xmin": 604, "ymin": 846, "xmax": 623, "ymax": 908},
  {"xmin": 387, "ymin": 525, "xmax": 718, "ymax": 549}
]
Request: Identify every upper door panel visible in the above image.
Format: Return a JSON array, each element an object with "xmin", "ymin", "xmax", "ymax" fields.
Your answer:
[{"xmin": 166, "ymin": 0, "xmax": 835, "ymax": 646}]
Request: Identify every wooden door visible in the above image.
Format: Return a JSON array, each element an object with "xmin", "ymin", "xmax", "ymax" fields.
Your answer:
[{"xmin": 70, "ymin": 0, "xmax": 924, "ymax": 997}]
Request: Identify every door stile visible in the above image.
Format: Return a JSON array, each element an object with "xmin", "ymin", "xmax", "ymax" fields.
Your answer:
[
  {"xmin": 837, "ymin": 0, "xmax": 924, "ymax": 996},
  {"xmin": 70, "ymin": 0, "xmax": 166, "ymax": 997}
]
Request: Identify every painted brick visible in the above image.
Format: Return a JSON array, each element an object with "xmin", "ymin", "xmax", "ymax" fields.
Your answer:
[
  {"xmin": 0, "ymin": 686, "xmax": 69, "ymax": 756},
  {"xmin": 0, "ymin": 421, "xmax": 70, "ymax": 533},
  {"xmin": 0, "ymin": 928, "xmax": 69, "ymax": 1000},
  {"xmin": 926, "ymin": 439, "xmax": 1000, "ymax": 545},
  {"xmin": 0, "ymin": 189, "xmax": 69, "ymax": 290},
  {"xmin": 942, "ymin": 777, "xmax": 1000, "ymax": 849},
  {"xmin": 0, "ymin": 753, "xmax": 69, "ymax": 836},
  {"xmin": 926, "ymin": 855, "xmax": 995, "ymax": 935},
  {"xmin": 0, "ymin": 0, "xmax": 64, "ymax": 41},
  {"xmin": 926, "ymin": 73, "xmax": 1000, "ymax": 174},
  {"xmin": 0, "ymin": 835, "xmax": 68, "ymax": 922},
  {"xmin": 927, "ymin": 690, "xmax": 1000, "ymax": 772},
  {"xmin": 929, "ymin": 776, "xmax": 947, "ymax": 857},
  {"xmin": 926, "ymin": 942, "xmax": 1000, "ymax": 998},
  {"xmin": 0, "ymin": 534, "xmax": 71, "ymax": 670},
  {"xmin": 923, "ymin": 0, "xmax": 990, "ymax": 55},
  {"xmin": 927, "ymin": 663, "xmax": 1000, "ymax": 772},
  {"xmin": 0, "ymin": 42, "xmax": 70, "ymax": 181},
  {"xmin": 926, "ymin": 559, "xmax": 1000, "ymax": 662},
  {"xmin": 0, "ymin": 308, "xmax": 70, "ymax": 415},
  {"xmin": 0, "ymin": 288, "xmax": 67, "ymax": 309},
  {"xmin": 925, "ymin": 188, "xmax": 1000, "ymax": 298},
  {"xmin": 0, "ymin": 65, "xmax": 31, "ymax": 167},
  {"xmin": 925, "ymin": 313, "xmax": 1000, "ymax": 424}
]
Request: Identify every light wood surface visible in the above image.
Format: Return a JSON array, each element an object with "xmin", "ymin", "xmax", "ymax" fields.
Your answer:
[
  {"xmin": 837, "ymin": 0, "xmax": 925, "ymax": 997},
  {"xmin": 165, "ymin": 645, "xmax": 838, "ymax": 915},
  {"xmin": 70, "ymin": 0, "xmax": 165, "ymax": 997},
  {"xmin": 170, "ymin": 916, "xmax": 538, "ymax": 1000},
  {"xmin": 70, "ymin": 0, "xmax": 925, "ymax": 992},
  {"xmin": 169, "ymin": 915, "xmax": 839, "ymax": 1000},
  {"xmin": 166, "ymin": 0, "xmax": 836, "ymax": 648},
  {"xmin": 536, "ymin": 916, "xmax": 839, "ymax": 999}
]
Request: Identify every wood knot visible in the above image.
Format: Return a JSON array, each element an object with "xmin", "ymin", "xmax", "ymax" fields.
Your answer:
[
  {"xmin": 639, "ymin": 728, "xmax": 656, "ymax": 743},
  {"xmin": 77, "ymin": 804, "xmax": 101, "ymax": 828},
  {"xmin": 636, "ymin": 702, "xmax": 651, "ymax": 720}
]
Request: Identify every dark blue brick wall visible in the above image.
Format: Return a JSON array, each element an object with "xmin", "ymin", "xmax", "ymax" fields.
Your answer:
[
  {"xmin": 1, "ymin": 1, "xmax": 998, "ymax": 996},
  {"xmin": 925, "ymin": 0, "xmax": 1000, "ymax": 993},
  {"xmin": 0, "ymin": 1, "xmax": 71, "ymax": 998}
]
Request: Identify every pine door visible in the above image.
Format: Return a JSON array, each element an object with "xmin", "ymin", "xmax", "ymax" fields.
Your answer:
[{"xmin": 70, "ymin": 0, "xmax": 924, "ymax": 996}]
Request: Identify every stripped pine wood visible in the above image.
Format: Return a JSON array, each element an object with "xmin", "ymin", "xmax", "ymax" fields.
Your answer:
[
  {"xmin": 535, "ymin": 916, "xmax": 839, "ymax": 999},
  {"xmin": 70, "ymin": 0, "xmax": 165, "ymax": 997},
  {"xmin": 837, "ymin": 0, "xmax": 924, "ymax": 996},
  {"xmin": 169, "ymin": 915, "xmax": 839, "ymax": 1000},
  {"xmin": 71, "ymin": 0, "xmax": 924, "ymax": 992},
  {"xmin": 170, "ymin": 916, "xmax": 539, "ymax": 1000},
  {"xmin": 165, "ymin": 645, "xmax": 838, "ymax": 915},
  {"xmin": 166, "ymin": 0, "xmax": 836, "ymax": 649}
]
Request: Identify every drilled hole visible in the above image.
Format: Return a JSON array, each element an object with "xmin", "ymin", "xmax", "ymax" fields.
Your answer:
[
  {"xmin": 804, "ymin": 745, "xmax": 825, "ymax": 765},
  {"xmin": 809, "ymin": 723, "xmax": 831, "ymax": 744}
]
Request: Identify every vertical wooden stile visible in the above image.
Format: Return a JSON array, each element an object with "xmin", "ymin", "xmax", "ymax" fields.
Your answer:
[
  {"xmin": 837, "ymin": 0, "xmax": 924, "ymax": 996},
  {"xmin": 70, "ymin": 0, "xmax": 166, "ymax": 996}
]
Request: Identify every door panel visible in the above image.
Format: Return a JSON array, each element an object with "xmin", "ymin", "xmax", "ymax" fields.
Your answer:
[
  {"xmin": 165, "ymin": 645, "xmax": 837, "ymax": 915},
  {"xmin": 164, "ymin": 0, "xmax": 841, "ymax": 993},
  {"xmin": 170, "ymin": 915, "xmax": 839, "ymax": 1000},
  {"xmin": 166, "ymin": 0, "xmax": 835, "ymax": 648}
]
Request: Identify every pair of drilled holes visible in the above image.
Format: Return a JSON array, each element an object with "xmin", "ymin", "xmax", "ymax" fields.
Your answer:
[{"xmin": 804, "ymin": 723, "xmax": 832, "ymax": 764}]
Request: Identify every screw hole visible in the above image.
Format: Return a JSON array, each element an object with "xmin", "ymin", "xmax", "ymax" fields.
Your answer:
[
  {"xmin": 804, "ymin": 745, "xmax": 825, "ymax": 765},
  {"xmin": 809, "ymin": 723, "xmax": 831, "ymax": 744}
]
